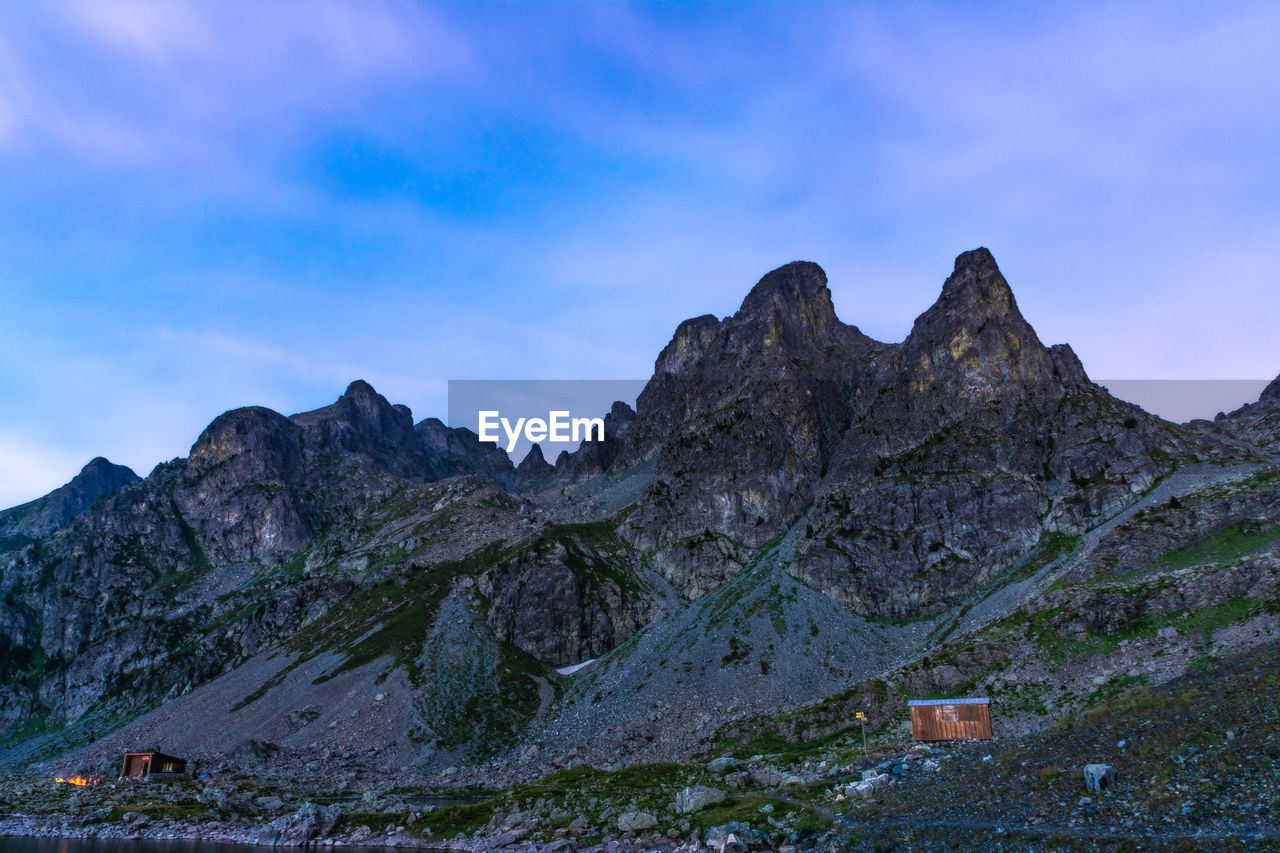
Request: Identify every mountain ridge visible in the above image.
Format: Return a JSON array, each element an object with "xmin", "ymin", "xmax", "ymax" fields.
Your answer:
[{"xmin": 1, "ymin": 248, "xmax": 1277, "ymax": 818}]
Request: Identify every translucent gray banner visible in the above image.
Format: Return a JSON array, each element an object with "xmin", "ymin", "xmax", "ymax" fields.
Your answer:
[
  {"xmin": 448, "ymin": 379, "xmax": 648, "ymax": 463},
  {"xmin": 1095, "ymin": 379, "xmax": 1269, "ymax": 423},
  {"xmin": 447, "ymin": 378, "xmax": 1271, "ymax": 463}
]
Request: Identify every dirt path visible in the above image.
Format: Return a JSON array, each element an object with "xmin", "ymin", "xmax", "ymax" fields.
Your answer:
[{"xmin": 529, "ymin": 675, "xmax": 554, "ymax": 729}]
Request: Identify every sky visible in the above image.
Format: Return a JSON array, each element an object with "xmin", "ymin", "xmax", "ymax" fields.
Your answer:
[{"xmin": 1, "ymin": 1, "xmax": 1279, "ymax": 508}]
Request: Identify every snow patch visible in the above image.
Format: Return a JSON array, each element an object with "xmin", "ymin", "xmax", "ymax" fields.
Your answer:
[{"xmin": 556, "ymin": 659, "xmax": 597, "ymax": 676}]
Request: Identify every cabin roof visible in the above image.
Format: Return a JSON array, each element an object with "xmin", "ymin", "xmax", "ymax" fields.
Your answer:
[{"xmin": 907, "ymin": 697, "xmax": 990, "ymax": 707}]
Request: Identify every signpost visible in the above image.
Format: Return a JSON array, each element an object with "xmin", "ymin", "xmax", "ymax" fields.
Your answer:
[{"xmin": 856, "ymin": 711, "xmax": 868, "ymax": 756}]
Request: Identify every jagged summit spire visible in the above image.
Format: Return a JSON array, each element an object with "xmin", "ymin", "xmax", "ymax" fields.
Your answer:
[
  {"xmin": 516, "ymin": 443, "xmax": 553, "ymax": 476},
  {"xmin": 905, "ymin": 247, "xmax": 1034, "ymax": 344},
  {"xmin": 738, "ymin": 260, "xmax": 830, "ymax": 316},
  {"xmin": 343, "ymin": 378, "xmax": 378, "ymax": 399},
  {"xmin": 937, "ymin": 247, "xmax": 1018, "ymax": 317},
  {"xmin": 735, "ymin": 261, "xmax": 838, "ymax": 341}
]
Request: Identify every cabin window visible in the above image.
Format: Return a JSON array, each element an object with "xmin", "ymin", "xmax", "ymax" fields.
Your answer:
[
  {"xmin": 938, "ymin": 704, "xmax": 958, "ymax": 723},
  {"xmin": 162, "ymin": 761, "xmax": 175, "ymax": 772}
]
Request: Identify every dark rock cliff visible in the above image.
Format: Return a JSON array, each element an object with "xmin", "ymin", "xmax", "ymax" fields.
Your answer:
[
  {"xmin": 615, "ymin": 249, "xmax": 1184, "ymax": 612},
  {"xmin": 620, "ymin": 260, "xmax": 886, "ymax": 597},
  {"xmin": 0, "ymin": 457, "xmax": 139, "ymax": 545}
]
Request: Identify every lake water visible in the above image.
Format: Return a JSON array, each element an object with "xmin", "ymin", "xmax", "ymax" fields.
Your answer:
[{"xmin": 0, "ymin": 841, "xmax": 441, "ymax": 853}]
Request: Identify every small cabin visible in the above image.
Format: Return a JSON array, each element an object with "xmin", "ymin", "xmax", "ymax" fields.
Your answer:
[
  {"xmin": 120, "ymin": 751, "xmax": 187, "ymax": 780},
  {"xmin": 908, "ymin": 697, "xmax": 993, "ymax": 741}
]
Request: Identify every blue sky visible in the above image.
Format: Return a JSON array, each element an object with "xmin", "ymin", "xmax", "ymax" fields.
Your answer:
[{"xmin": 1, "ymin": 1, "xmax": 1279, "ymax": 507}]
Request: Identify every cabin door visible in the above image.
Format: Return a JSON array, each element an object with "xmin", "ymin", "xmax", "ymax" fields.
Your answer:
[{"xmin": 127, "ymin": 755, "xmax": 149, "ymax": 777}]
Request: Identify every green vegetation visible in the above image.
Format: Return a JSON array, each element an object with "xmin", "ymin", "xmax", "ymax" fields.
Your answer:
[
  {"xmin": 527, "ymin": 521, "xmax": 650, "ymax": 598},
  {"xmin": 727, "ymin": 723, "xmax": 851, "ymax": 762},
  {"xmin": 1017, "ymin": 531, "xmax": 1082, "ymax": 580},
  {"xmin": 298, "ymin": 541, "xmax": 507, "ymax": 681},
  {"xmin": 1145, "ymin": 519, "xmax": 1280, "ymax": 573},
  {"xmin": 108, "ymin": 802, "xmax": 211, "ymax": 822},
  {"xmin": 511, "ymin": 762, "xmax": 690, "ymax": 799},
  {"xmin": 687, "ymin": 793, "xmax": 787, "ymax": 829},
  {"xmin": 416, "ymin": 800, "xmax": 494, "ymax": 838}
]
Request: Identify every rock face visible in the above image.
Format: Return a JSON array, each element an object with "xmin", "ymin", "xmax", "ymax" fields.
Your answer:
[
  {"xmin": 619, "ymin": 249, "xmax": 1183, "ymax": 614},
  {"xmin": 479, "ymin": 526, "xmax": 656, "ymax": 667},
  {"xmin": 620, "ymin": 261, "xmax": 886, "ymax": 598},
  {"xmin": 175, "ymin": 406, "xmax": 311, "ymax": 567},
  {"xmin": 792, "ymin": 249, "xmax": 1182, "ymax": 616},
  {"xmin": 0, "ymin": 457, "xmax": 139, "ymax": 544},
  {"xmin": 415, "ymin": 417, "xmax": 515, "ymax": 482}
]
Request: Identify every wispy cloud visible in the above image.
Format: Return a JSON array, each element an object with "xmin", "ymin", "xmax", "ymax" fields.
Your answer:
[{"xmin": 0, "ymin": 0, "xmax": 475, "ymax": 166}]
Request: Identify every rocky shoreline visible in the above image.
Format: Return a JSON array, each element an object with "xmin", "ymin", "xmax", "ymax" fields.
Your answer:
[{"xmin": 0, "ymin": 814, "xmax": 714, "ymax": 852}]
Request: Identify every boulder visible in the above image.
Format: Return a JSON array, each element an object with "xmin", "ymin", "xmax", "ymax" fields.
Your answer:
[
  {"xmin": 705, "ymin": 821, "xmax": 771, "ymax": 851},
  {"xmin": 749, "ymin": 766, "xmax": 784, "ymax": 787},
  {"xmin": 257, "ymin": 802, "xmax": 342, "ymax": 846},
  {"xmin": 706, "ymin": 756, "xmax": 739, "ymax": 775},
  {"xmin": 1084, "ymin": 763, "xmax": 1115, "ymax": 792},
  {"xmin": 674, "ymin": 785, "xmax": 727, "ymax": 814},
  {"xmin": 616, "ymin": 811, "xmax": 657, "ymax": 831},
  {"xmin": 854, "ymin": 773, "xmax": 889, "ymax": 797}
]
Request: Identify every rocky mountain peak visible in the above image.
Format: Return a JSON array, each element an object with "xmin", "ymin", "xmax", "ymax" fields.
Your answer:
[
  {"xmin": 414, "ymin": 417, "xmax": 514, "ymax": 482},
  {"xmin": 517, "ymin": 444, "xmax": 553, "ymax": 476},
  {"xmin": 188, "ymin": 406, "xmax": 302, "ymax": 474},
  {"xmin": 553, "ymin": 401, "xmax": 637, "ymax": 482},
  {"xmin": 929, "ymin": 247, "xmax": 1023, "ymax": 330},
  {"xmin": 1218, "ymin": 371, "xmax": 1280, "ymax": 450},
  {"xmin": 729, "ymin": 260, "xmax": 846, "ymax": 355},
  {"xmin": 736, "ymin": 260, "xmax": 834, "ymax": 329},
  {"xmin": 340, "ymin": 379, "xmax": 387, "ymax": 417},
  {"xmin": 897, "ymin": 247, "xmax": 1054, "ymax": 398},
  {"xmin": 514, "ymin": 443, "xmax": 556, "ymax": 491},
  {"xmin": 0, "ymin": 456, "xmax": 140, "ymax": 541},
  {"xmin": 653, "ymin": 314, "xmax": 720, "ymax": 376},
  {"xmin": 290, "ymin": 380, "xmax": 425, "ymax": 479},
  {"xmin": 72, "ymin": 457, "xmax": 141, "ymax": 495},
  {"xmin": 332, "ymin": 379, "xmax": 416, "ymax": 437}
]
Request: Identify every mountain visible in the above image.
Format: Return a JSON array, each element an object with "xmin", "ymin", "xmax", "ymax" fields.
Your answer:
[
  {"xmin": 614, "ymin": 249, "xmax": 1184, "ymax": 614},
  {"xmin": 618, "ymin": 260, "xmax": 885, "ymax": 598},
  {"xmin": 1, "ymin": 248, "xmax": 1277, "ymax": 836},
  {"xmin": 0, "ymin": 457, "xmax": 139, "ymax": 546}
]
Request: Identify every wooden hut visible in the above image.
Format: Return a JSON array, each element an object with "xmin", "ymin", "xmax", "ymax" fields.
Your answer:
[
  {"xmin": 908, "ymin": 697, "xmax": 993, "ymax": 741},
  {"xmin": 120, "ymin": 751, "xmax": 187, "ymax": 780}
]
